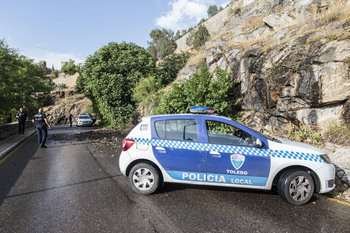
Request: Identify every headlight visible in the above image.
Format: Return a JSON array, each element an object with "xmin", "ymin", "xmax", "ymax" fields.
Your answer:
[{"xmin": 320, "ymin": 154, "xmax": 331, "ymax": 164}]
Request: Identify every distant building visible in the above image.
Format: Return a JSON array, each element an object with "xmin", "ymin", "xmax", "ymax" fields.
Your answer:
[
  {"xmin": 39, "ymin": 60, "xmax": 52, "ymax": 75},
  {"xmin": 61, "ymin": 61, "xmax": 67, "ymax": 69}
]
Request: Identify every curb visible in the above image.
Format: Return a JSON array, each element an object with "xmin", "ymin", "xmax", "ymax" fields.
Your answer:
[
  {"xmin": 0, "ymin": 130, "xmax": 36, "ymax": 160},
  {"xmin": 327, "ymin": 197, "xmax": 350, "ymax": 207}
]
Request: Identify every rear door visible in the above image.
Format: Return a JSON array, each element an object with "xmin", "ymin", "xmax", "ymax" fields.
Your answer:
[
  {"xmin": 151, "ymin": 116, "xmax": 206, "ymax": 182},
  {"xmin": 204, "ymin": 117, "xmax": 271, "ymax": 187}
]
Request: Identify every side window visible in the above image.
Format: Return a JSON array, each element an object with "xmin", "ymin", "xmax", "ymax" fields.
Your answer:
[
  {"xmin": 155, "ymin": 120, "xmax": 165, "ymax": 138},
  {"xmin": 155, "ymin": 119, "xmax": 198, "ymax": 141},
  {"xmin": 206, "ymin": 120, "xmax": 255, "ymax": 146}
]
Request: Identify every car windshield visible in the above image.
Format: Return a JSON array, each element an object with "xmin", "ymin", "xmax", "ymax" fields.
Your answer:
[{"xmin": 79, "ymin": 116, "xmax": 90, "ymax": 119}]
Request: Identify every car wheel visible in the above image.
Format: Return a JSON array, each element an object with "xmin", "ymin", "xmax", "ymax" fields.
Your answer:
[
  {"xmin": 129, "ymin": 163, "xmax": 159, "ymax": 195},
  {"xmin": 278, "ymin": 169, "xmax": 315, "ymax": 205}
]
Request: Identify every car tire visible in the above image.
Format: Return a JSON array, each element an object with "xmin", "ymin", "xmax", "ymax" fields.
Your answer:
[
  {"xmin": 278, "ymin": 169, "xmax": 315, "ymax": 206},
  {"xmin": 129, "ymin": 163, "xmax": 159, "ymax": 195}
]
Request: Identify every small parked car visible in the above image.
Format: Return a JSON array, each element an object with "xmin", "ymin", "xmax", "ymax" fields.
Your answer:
[
  {"xmin": 119, "ymin": 106, "xmax": 335, "ymax": 205},
  {"xmin": 76, "ymin": 113, "xmax": 94, "ymax": 127}
]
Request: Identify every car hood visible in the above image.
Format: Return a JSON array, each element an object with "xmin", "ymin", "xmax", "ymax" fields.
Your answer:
[{"xmin": 268, "ymin": 137, "xmax": 326, "ymax": 155}]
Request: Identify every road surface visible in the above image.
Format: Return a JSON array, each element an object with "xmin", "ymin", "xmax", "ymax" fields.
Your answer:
[{"xmin": 0, "ymin": 126, "xmax": 349, "ymax": 233}]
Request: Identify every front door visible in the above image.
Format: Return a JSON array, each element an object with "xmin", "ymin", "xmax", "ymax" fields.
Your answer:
[{"xmin": 205, "ymin": 120, "xmax": 270, "ymax": 187}]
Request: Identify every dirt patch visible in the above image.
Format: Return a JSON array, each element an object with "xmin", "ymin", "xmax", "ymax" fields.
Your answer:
[{"xmin": 51, "ymin": 128, "xmax": 127, "ymax": 145}]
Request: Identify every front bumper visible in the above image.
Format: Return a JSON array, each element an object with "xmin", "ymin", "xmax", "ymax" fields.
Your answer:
[
  {"xmin": 316, "ymin": 163, "xmax": 336, "ymax": 193},
  {"xmin": 77, "ymin": 121, "xmax": 93, "ymax": 126}
]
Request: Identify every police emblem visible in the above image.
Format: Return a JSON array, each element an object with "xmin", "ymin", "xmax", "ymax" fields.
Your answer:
[{"xmin": 230, "ymin": 154, "xmax": 245, "ymax": 170}]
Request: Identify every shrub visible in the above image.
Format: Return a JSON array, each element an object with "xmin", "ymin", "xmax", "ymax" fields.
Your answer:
[
  {"xmin": 193, "ymin": 24, "xmax": 210, "ymax": 49},
  {"xmin": 61, "ymin": 59, "xmax": 80, "ymax": 75},
  {"xmin": 288, "ymin": 125, "xmax": 322, "ymax": 146},
  {"xmin": 156, "ymin": 64, "xmax": 238, "ymax": 117},
  {"xmin": 159, "ymin": 52, "xmax": 191, "ymax": 85},
  {"xmin": 54, "ymin": 84, "xmax": 67, "ymax": 90}
]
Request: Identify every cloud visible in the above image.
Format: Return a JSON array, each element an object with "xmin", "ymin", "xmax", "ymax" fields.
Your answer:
[{"xmin": 155, "ymin": 0, "xmax": 210, "ymax": 31}]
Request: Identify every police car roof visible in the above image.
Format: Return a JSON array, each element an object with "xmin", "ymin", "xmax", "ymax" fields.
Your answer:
[{"xmin": 142, "ymin": 113, "xmax": 232, "ymax": 121}]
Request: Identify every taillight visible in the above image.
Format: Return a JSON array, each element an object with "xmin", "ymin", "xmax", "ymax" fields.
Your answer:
[{"xmin": 123, "ymin": 139, "xmax": 135, "ymax": 151}]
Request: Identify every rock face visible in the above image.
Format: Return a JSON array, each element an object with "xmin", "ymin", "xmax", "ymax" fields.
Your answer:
[
  {"xmin": 43, "ymin": 73, "xmax": 92, "ymax": 125},
  {"xmin": 177, "ymin": 0, "xmax": 350, "ymax": 134},
  {"xmin": 239, "ymin": 37, "xmax": 350, "ymax": 133},
  {"xmin": 44, "ymin": 91, "xmax": 92, "ymax": 125}
]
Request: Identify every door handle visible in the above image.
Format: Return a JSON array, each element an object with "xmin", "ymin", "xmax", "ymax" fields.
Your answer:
[
  {"xmin": 210, "ymin": 151, "xmax": 221, "ymax": 158},
  {"xmin": 156, "ymin": 146, "xmax": 166, "ymax": 152}
]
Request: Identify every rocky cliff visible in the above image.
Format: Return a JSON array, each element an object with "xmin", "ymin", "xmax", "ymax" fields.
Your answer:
[
  {"xmin": 43, "ymin": 73, "xmax": 92, "ymax": 125},
  {"xmin": 44, "ymin": 90, "xmax": 92, "ymax": 125},
  {"xmin": 176, "ymin": 0, "xmax": 350, "ymax": 135}
]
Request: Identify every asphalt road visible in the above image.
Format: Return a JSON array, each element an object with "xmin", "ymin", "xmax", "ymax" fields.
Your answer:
[{"xmin": 0, "ymin": 126, "xmax": 349, "ymax": 233}]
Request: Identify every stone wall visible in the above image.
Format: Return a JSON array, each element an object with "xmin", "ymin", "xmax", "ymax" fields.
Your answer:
[
  {"xmin": 0, "ymin": 121, "xmax": 34, "ymax": 140},
  {"xmin": 53, "ymin": 73, "xmax": 79, "ymax": 89}
]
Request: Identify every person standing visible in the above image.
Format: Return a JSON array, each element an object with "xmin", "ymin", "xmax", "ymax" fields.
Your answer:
[
  {"xmin": 16, "ymin": 107, "xmax": 27, "ymax": 134},
  {"xmin": 32, "ymin": 108, "xmax": 51, "ymax": 148},
  {"xmin": 69, "ymin": 113, "xmax": 73, "ymax": 127}
]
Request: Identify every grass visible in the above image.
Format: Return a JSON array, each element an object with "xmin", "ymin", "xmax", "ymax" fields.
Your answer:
[
  {"xmin": 186, "ymin": 51, "xmax": 206, "ymax": 66},
  {"xmin": 318, "ymin": 0, "xmax": 350, "ymax": 22},
  {"xmin": 323, "ymin": 123, "xmax": 350, "ymax": 146},
  {"xmin": 287, "ymin": 125, "xmax": 323, "ymax": 146},
  {"xmin": 285, "ymin": 122, "xmax": 350, "ymax": 147},
  {"xmin": 243, "ymin": 16, "xmax": 265, "ymax": 31}
]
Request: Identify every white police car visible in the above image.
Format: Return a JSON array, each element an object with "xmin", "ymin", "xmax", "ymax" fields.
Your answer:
[
  {"xmin": 119, "ymin": 106, "xmax": 335, "ymax": 205},
  {"xmin": 76, "ymin": 113, "xmax": 94, "ymax": 127}
]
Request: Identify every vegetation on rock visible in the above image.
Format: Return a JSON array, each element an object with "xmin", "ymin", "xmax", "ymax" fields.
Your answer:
[
  {"xmin": 61, "ymin": 59, "xmax": 81, "ymax": 75},
  {"xmin": 147, "ymin": 29, "xmax": 177, "ymax": 61},
  {"xmin": 156, "ymin": 64, "xmax": 240, "ymax": 118}
]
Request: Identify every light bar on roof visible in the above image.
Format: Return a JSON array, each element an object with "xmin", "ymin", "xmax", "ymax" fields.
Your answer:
[{"xmin": 190, "ymin": 106, "xmax": 215, "ymax": 114}]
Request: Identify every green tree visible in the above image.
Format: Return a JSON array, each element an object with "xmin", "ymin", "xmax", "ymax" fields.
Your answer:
[
  {"xmin": 159, "ymin": 52, "xmax": 191, "ymax": 85},
  {"xmin": 0, "ymin": 40, "xmax": 52, "ymax": 123},
  {"xmin": 207, "ymin": 5, "xmax": 219, "ymax": 17},
  {"xmin": 61, "ymin": 59, "xmax": 80, "ymax": 75},
  {"xmin": 147, "ymin": 29, "xmax": 177, "ymax": 60},
  {"xmin": 186, "ymin": 28, "xmax": 195, "ymax": 47},
  {"xmin": 79, "ymin": 42, "xmax": 157, "ymax": 127},
  {"xmin": 174, "ymin": 30, "xmax": 181, "ymax": 40},
  {"xmin": 156, "ymin": 64, "xmax": 236, "ymax": 117},
  {"xmin": 133, "ymin": 75, "xmax": 163, "ymax": 114},
  {"xmin": 193, "ymin": 24, "xmax": 210, "ymax": 49}
]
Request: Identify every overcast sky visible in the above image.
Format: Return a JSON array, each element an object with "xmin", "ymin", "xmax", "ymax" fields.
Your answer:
[{"xmin": 0, "ymin": 0, "xmax": 229, "ymax": 69}]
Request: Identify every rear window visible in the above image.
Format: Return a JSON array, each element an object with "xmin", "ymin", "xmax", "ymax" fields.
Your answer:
[{"xmin": 155, "ymin": 119, "xmax": 198, "ymax": 141}]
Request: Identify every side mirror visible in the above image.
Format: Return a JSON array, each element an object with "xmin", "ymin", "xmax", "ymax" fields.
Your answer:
[{"xmin": 255, "ymin": 138, "xmax": 263, "ymax": 148}]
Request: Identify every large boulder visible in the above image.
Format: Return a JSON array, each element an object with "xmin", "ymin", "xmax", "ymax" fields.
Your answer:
[{"xmin": 263, "ymin": 13, "xmax": 296, "ymax": 30}]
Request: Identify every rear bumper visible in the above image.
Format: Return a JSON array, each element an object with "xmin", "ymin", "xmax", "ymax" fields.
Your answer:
[{"xmin": 119, "ymin": 151, "xmax": 132, "ymax": 176}]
